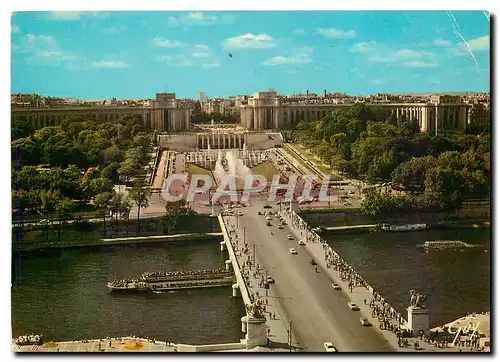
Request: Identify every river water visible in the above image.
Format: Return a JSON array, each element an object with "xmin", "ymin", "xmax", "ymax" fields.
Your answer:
[
  {"xmin": 11, "ymin": 239, "xmax": 246, "ymax": 344},
  {"xmin": 12, "ymin": 228, "xmax": 490, "ymax": 344},
  {"xmin": 323, "ymin": 228, "xmax": 491, "ymax": 328}
]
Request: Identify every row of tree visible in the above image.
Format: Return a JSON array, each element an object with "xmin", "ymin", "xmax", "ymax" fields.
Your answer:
[{"xmin": 292, "ymin": 104, "xmax": 490, "ymax": 214}]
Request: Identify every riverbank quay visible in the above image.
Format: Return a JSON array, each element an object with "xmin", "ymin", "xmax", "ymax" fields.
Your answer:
[
  {"xmin": 300, "ymin": 208, "xmax": 490, "ymax": 232},
  {"xmin": 12, "ymin": 336, "xmax": 288, "ymax": 352},
  {"xmin": 13, "ymin": 232, "xmax": 223, "ymax": 252},
  {"xmin": 279, "ymin": 210, "xmax": 480, "ymax": 353}
]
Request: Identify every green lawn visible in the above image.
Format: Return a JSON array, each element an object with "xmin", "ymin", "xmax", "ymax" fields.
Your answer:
[{"xmin": 251, "ymin": 161, "xmax": 280, "ymax": 181}]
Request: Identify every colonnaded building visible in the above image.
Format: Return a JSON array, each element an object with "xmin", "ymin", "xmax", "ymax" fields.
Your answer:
[
  {"xmin": 12, "ymin": 90, "xmax": 472, "ymax": 136},
  {"xmin": 11, "ymin": 93, "xmax": 191, "ymax": 132},
  {"xmin": 240, "ymin": 91, "xmax": 470, "ymax": 134}
]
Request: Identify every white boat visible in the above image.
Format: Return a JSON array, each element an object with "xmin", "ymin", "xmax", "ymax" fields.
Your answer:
[
  {"xmin": 417, "ymin": 240, "xmax": 478, "ymax": 250},
  {"xmin": 381, "ymin": 223, "xmax": 427, "ymax": 232}
]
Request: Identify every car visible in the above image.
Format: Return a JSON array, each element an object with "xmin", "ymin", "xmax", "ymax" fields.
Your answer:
[
  {"xmin": 348, "ymin": 302, "xmax": 360, "ymax": 311},
  {"xmin": 278, "ymin": 225, "xmax": 284, "ymax": 230},
  {"xmin": 331, "ymin": 283, "xmax": 341, "ymax": 290},
  {"xmin": 281, "ymin": 221, "xmax": 287, "ymax": 225},
  {"xmin": 263, "ymin": 204, "xmax": 272, "ymax": 209},
  {"xmin": 287, "ymin": 235, "xmax": 294, "ymax": 240},
  {"xmin": 297, "ymin": 240, "xmax": 305, "ymax": 246},
  {"xmin": 289, "ymin": 248, "xmax": 298, "ymax": 254},
  {"xmin": 258, "ymin": 211, "xmax": 263, "ymax": 215},
  {"xmin": 266, "ymin": 276, "xmax": 275, "ymax": 284},
  {"xmin": 323, "ymin": 342, "xmax": 338, "ymax": 352},
  {"xmin": 310, "ymin": 259, "xmax": 317, "ymax": 265},
  {"xmin": 266, "ymin": 216, "xmax": 272, "ymax": 221},
  {"xmin": 237, "ymin": 211, "xmax": 243, "ymax": 216},
  {"xmin": 266, "ymin": 221, "xmax": 272, "ymax": 227},
  {"xmin": 360, "ymin": 317, "xmax": 370, "ymax": 326},
  {"xmin": 37, "ymin": 219, "xmax": 49, "ymax": 225}
]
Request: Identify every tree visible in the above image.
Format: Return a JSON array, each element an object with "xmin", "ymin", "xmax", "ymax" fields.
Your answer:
[
  {"xmin": 40, "ymin": 189, "xmax": 60, "ymax": 242},
  {"xmin": 117, "ymin": 163, "xmax": 139, "ymax": 183},
  {"xmin": 162, "ymin": 200, "xmax": 196, "ymax": 234},
  {"xmin": 129, "ymin": 185, "xmax": 152, "ymax": 236},
  {"xmin": 109, "ymin": 190, "xmax": 128, "ymax": 236},
  {"xmin": 55, "ymin": 198, "xmax": 76, "ymax": 240},
  {"xmin": 94, "ymin": 192, "xmax": 112, "ymax": 236}
]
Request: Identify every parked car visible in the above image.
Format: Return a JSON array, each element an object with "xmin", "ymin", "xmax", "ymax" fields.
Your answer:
[
  {"xmin": 297, "ymin": 240, "xmax": 305, "ymax": 246},
  {"xmin": 289, "ymin": 248, "xmax": 298, "ymax": 255},
  {"xmin": 287, "ymin": 235, "xmax": 294, "ymax": 240},
  {"xmin": 266, "ymin": 276, "xmax": 275, "ymax": 284},
  {"xmin": 310, "ymin": 259, "xmax": 317, "ymax": 265}
]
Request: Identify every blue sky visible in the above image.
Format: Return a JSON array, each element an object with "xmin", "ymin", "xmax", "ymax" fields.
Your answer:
[{"xmin": 11, "ymin": 11, "xmax": 490, "ymax": 99}]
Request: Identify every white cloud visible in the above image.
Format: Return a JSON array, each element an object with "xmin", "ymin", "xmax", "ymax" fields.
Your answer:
[
  {"xmin": 403, "ymin": 61, "xmax": 439, "ymax": 68},
  {"xmin": 151, "ymin": 37, "xmax": 186, "ymax": 48},
  {"xmin": 223, "ymin": 33, "xmax": 275, "ymax": 50},
  {"xmin": 293, "ymin": 28, "xmax": 306, "ymax": 35},
  {"xmin": 263, "ymin": 47, "xmax": 313, "ymax": 66},
  {"xmin": 192, "ymin": 52, "xmax": 211, "ymax": 58},
  {"xmin": 91, "ymin": 60, "xmax": 131, "ymax": 69},
  {"xmin": 368, "ymin": 48, "xmax": 433, "ymax": 63},
  {"xmin": 156, "ymin": 43, "xmax": 220, "ymax": 68},
  {"xmin": 433, "ymin": 39, "xmax": 451, "ymax": 47},
  {"xmin": 167, "ymin": 17, "xmax": 180, "ymax": 27},
  {"xmin": 156, "ymin": 54, "xmax": 193, "ymax": 67},
  {"xmin": 168, "ymin": 12, "xmax": 234, "ymax": 27},
  {"xmin": 47, "ymin": 11, "xmax": 82, "ymax": 21},
  {"xmin": 12, "ymin": 24, "xmax": 20, "ymax": 33},
  {"xmin": 368, "ymin": 79, "xmax": 386, "ymax": 84},
  {"xmin": 350, "ymin": 41, "xmax": 377, "ymax": 53},
  {"xmin": 202, "ymin": 63, "xmax": 221, "ymax": 69},
  {"xmin": 101, "ymin": 26, "xmax": 127, "ymax": 35},
  {"xmin": 451, "ymin": 35, "xmax": 489, "ymax": 55},
  {"xmin": 316, "ymin": 28, "xmax": 356, "ymax": 39},
  {"xmin": 46, "ymin": 11, "xmax": 107, "ymax": 21},
  {"xmin": 13, "ymin": 33, "xmax": 78, "ymax": 63}
]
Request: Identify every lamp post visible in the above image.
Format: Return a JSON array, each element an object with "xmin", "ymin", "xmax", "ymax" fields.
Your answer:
[{"xmin": 289, "ymin": 319, "xmax": 293, "ymax": 352}]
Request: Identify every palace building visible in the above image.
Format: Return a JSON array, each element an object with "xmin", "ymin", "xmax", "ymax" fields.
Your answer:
[
  {"xmin": 240, "ymin": 91, "xmax": 470, "ymax": 134},
  {"xmin": 11, "ymin": 93, "xmax": 191, "ymax": 132}
]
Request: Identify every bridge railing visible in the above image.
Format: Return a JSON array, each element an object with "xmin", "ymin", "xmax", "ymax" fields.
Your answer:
[{"xmin": 217, "ymin": 215, "xmax": 252, "ymax": 307}]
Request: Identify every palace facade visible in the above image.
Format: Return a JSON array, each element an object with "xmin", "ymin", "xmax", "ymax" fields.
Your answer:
[
  {"xmin": 240, "ymin": 91, "xmax": 470, "ymax": 134},
  {"xmin": 11, "ymin": 93, "xmax": 191, "ymax": 132}
]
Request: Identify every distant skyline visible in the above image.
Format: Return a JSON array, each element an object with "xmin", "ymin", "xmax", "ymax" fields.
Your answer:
[{"xmin": 11, "ymin": 11, "xmax": 490, "ymax": 99}]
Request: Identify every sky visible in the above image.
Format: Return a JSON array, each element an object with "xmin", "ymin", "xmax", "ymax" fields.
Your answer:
[{"xmin": 10, "ymin": 10, "xmax": 491, "ymax": 99}]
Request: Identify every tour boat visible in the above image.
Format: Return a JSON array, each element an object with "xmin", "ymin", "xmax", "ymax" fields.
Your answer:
[
  {"xmin": 417, "ymin": 240, "xmax": 477, "ymax": 250},
  {"xmin": 380, "ymin": 223, "xmax": 428, "ymax": 232},
  {"xmin": 107, "ymin": 268, "xmax": 234, "ymax": 292}
]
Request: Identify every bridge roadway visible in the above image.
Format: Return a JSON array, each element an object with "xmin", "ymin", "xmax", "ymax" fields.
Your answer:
[{"xmin": 230, "ymin": 202, "xmax": 394, "ymax": 352}]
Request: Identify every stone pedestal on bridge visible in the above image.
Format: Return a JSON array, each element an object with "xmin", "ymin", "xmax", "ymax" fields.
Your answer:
[
  {"xmin": 232, "ymin": 283, "xmax": 240, "ymax": 297},
  {"xmin": 241, "ymin": 315, "xmax": 267, "ymax": 349},
  {"xmin": 407, "ymin": 306, "xmax": 429, "ymax": 336},
  {"xmin": 220, "ymin": 241, "xmax": 226, "ymax": 251},
  {"xmin": 225, "ymin": 260, "xmax": 232, "ymax": 271},
  {"xmin": 211, "ymin": 204, "xmax": 222, "ymax": 216}
]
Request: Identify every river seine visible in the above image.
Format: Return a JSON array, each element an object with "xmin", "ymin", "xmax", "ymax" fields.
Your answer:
[
  {"xmin": 12, "ymin": 228, "xmax": 490, "ymax": 343},
  {"xmin": 11, "ymin": 239, "xmax": 245, "ymax": 344},
  {"xmin": 323, "ymin": 227, "xmax": 490, "ymax": 327}
]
